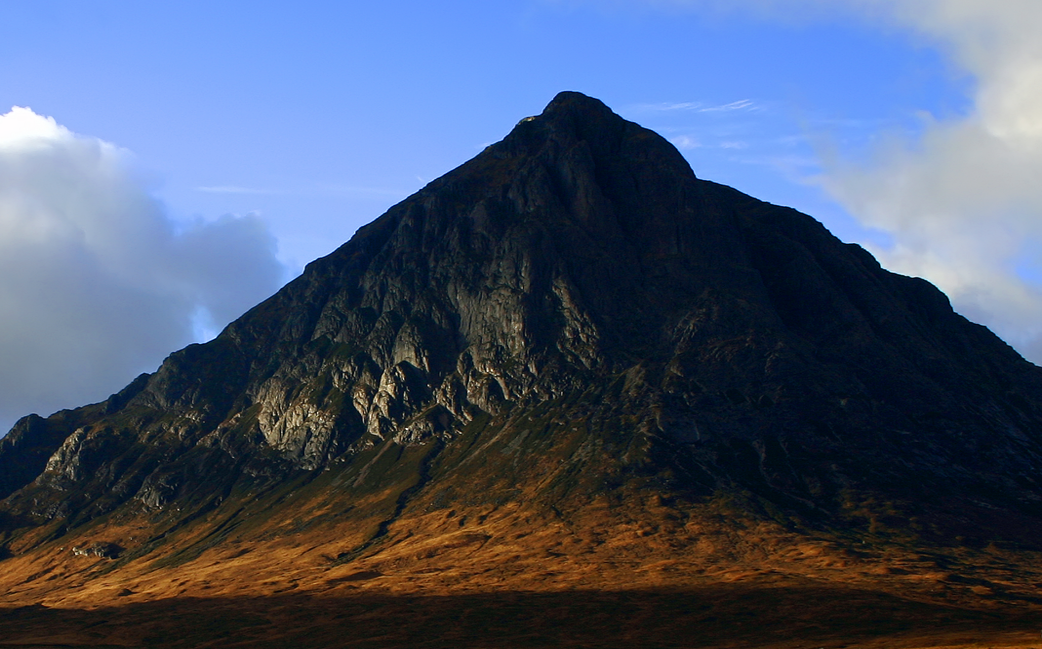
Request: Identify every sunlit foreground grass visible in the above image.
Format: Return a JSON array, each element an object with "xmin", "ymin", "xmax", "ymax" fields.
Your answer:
[{"xmin": 2, "ymin": 496, "xmax": 1042, "ymax": 648}]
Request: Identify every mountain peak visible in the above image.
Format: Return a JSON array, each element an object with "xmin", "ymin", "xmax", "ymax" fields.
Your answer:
[
  {"xmin": 511, "ymin": 91, "xmax": 617, "ymax": 130},
  {"xmin": 496, "ymin": 90, "xmax": 663, "ymax": 168},
  {"xmin": 545, "ymin": 89, "xmax": 608, "ymax": 110},
  {"xmin": 539, "ymin": 90, "xmax": 617, "ymax": 124},
  {"xmin": 2, "ymin": 95, "xmax": 1042, "ymax": 642}
]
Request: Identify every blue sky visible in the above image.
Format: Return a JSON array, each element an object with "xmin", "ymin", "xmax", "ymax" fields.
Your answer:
[
  {"xmin": 0, "ymin": 0, "xmax": 1038, "ymax": 432},
  {"xmin": 0, "ymin": 0, "xmax": 966, "ymax": 268}
]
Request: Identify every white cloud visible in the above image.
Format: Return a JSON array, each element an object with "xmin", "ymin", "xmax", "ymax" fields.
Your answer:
[
  {"xmin": 0, "ymin": 106, "xmax": 66, "ymax": 145},
  {"xmin": 626, "ymin": 0, "xmax": 1042, "ymax": 364},
  {"xmin": 809, "ymin": 1, "xmax": 1042, "ymax": 363},
  {"xmin": 0, "ymin": 107, "xmax": 285, "ymax": 433}
]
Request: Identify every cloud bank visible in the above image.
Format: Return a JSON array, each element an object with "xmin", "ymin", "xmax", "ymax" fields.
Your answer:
[
  {"xmin": 0, "ymin": 107, "xmax": 285, "ymax": 433},
  {"xmin": 815, "ymin": 1, "xmax": 1042, "ymax": 364}
]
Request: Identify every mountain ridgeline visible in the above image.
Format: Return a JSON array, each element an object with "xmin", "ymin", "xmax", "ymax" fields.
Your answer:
[{"xmin": 2, "ymin": 91, "xmax": 1042, "ymax": 558}]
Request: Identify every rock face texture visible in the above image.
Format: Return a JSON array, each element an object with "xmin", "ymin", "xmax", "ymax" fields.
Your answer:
[{"xmin": 2, "ymin": 91, "xmax": 1042, "ymax": 560}]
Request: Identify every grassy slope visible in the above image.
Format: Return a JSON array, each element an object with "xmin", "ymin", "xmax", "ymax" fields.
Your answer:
[{"xmin": 2, "ymin": 407, "xmax": 1042, "ymax": 647}]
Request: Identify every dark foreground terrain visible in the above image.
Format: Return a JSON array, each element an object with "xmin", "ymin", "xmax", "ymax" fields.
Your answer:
[
  {"xmin": 0, "ymin": 588, "xmax": 1037, "ymax": 649},
  {"xmin": 2, "ymin": 586, "xmax": 1041, "ymax": 648}
]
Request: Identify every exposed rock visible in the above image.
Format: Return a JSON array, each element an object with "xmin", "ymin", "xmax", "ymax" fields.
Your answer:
[
  {"xmin": 70, "ymin": 542, "xmax": 122, "ymax": 559},
  {"xmin": 1, "ymin": 91, "xmax": 1041, "ymax": 555}
]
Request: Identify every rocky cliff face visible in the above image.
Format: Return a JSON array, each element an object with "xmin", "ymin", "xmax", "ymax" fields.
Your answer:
[{"xmin": 2, "ymin": 92, "xmax": 1042, "ymax": 556}]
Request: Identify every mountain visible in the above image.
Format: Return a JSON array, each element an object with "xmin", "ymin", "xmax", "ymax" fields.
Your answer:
[{"xmin": 2, "ymin": 91, "xmax": 1042, "ymax": 648}]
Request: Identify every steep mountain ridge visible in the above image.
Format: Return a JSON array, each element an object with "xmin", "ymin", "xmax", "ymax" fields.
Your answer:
[{"xmin": 2, "ymin": 94, "xmax": 1042, "ymax": 645}]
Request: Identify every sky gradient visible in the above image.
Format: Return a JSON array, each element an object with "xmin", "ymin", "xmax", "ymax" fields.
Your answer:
[{"xmin": 0, "ymin": 0, "xmax": 1038, "ymax": 433}]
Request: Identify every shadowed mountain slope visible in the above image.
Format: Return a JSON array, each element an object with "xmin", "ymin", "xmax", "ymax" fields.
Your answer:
[{"xmin": 1, "ymin": 93, "xmax": 1042, "ymax": 647}]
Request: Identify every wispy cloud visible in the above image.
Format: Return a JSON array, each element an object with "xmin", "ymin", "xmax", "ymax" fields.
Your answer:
[
  {"xmin": 636, "ymin": 101, "xmax": 703, "ymax": 111},
  {"xmin": 630, "ymin": 98, "xmax": 760, "ymax": 113},
  {"xmin": 699, "ymin": 99, "xmax": 757, "ymax": 112},
  {"xmin": 314, "ymin": 183, "xmax": 407, "ymax": 197},
  {"xmin": 670, "ymin": 135, "xmax": 703, "ymax": 150},
  {"xmin": 734, "ymin": 152, "xmax": 821, "ymax": 170},
  {"xmin": 196, "ymin": 185, "xmax": 278, "ymax": 195},
  {"xmin": 197, "ymin": 184, "xmax": 405, "ymax": 198}
]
